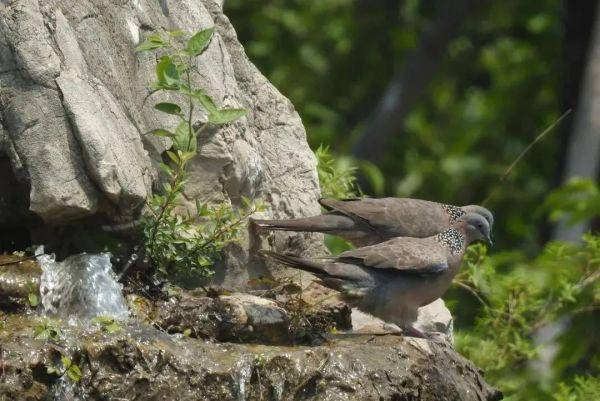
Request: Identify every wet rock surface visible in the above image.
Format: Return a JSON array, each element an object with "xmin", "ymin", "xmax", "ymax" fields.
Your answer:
[
  {"xmin": 0, "ymin": 314, "xmax": 502, "ymax": 401},
  {"xmin": 129, "ymin": 288, "xmax": 351, "ymax": 345},
  {"xmin": 0, "ymin": 256, "xmax": 500, "ymax": 400},
  {"xmin": 0, "ymin": 255, "xmax": 41, "ymax": 309}
]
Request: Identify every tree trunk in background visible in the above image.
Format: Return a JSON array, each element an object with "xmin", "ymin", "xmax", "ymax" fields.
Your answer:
[
  {"xmin": 351, "ymin": 0, "xmax": 479, "ymax": 164},
  {"xmin": 554, "ymin": 2, "xmax": 600, "ymax": 241}
]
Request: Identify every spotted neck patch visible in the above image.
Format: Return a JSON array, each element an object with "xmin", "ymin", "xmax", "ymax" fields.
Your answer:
[
  {"xmin": 441, "ymin": 204, "xmax": 465, "ymax": 223},
  {"xmin": 434, "ymin": 228, "xmax": 465, "ymax": 255}
]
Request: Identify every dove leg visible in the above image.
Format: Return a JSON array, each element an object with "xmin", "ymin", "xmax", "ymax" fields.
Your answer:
[{"xmin": 401, "ymin": 325, "xmax": 427, "ymax": 338}]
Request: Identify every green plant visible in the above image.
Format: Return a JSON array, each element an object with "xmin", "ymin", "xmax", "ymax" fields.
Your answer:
[
  {"xmin": 315, "ymin": 144, "xmax": 358, "ymax": 199},
  {"xmin": 47, "ymin": 355, "xmax": 83, "ymax": 382},
  {"xmin": 143, "ymin": 196, "xmax": 264, "ymax": 279},
  {"xmin": 33, "ymin": 321, "xmax": 61, "ymax": 341},
  {"xmin": 554, "ymin": 376, "xmax": 600, "ymax": 401},
  {"xmin": 91, "ymin": 316, "xmax": 122, "ymax": 333},
  {"xmin": 28, "ymin": 292, "xmax": 39, "ymax": 308},
  {"xmin": 449, "ymin": 234, "xmax": 599, "ymax": 400},
  {"xmin": 136, "ymin": 29, "xmax": 260, "ymax": 278}
]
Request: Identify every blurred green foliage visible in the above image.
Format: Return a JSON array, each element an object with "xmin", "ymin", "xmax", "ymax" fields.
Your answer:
[
  {"xmin": 315, "ymin": 144, "xmax": 358, "ymax": 199},
  {"xmin": 226, "ymin": 0, "xmax": 565, "ymax": 251},
  {"xmin": 225, "ymin": 1, "xmax": 598, "ymax": 399},
  {"xmin": 450, "ymin": 233, "xmax": 599, "ymax": 400}
]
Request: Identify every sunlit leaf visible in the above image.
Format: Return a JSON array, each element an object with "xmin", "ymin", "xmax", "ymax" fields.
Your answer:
[
  {"xmin": 151, "ymin": 129, "xmax": 175, "ymax": 138},
  {"xmin": 28, "ymin": 293, "xmax": 39, "ymax": 307},
  {"xmin": 185, "ymin": 27, "xmax": 215, "ymax": 56},
  {"xmin": 208, "ymin": 108, "xmax": 247, "ymax": 124},
  {"xmin": 154, "ymin": 102, "xmax": 182, "ymax": 116},
  {"xmin": 135, "ymin": 40, "xmax": 164, "ymax": 52}
]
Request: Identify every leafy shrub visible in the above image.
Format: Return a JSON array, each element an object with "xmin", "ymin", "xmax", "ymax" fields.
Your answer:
[
  {"xmin": 450, "ymin": 234, "xmax": 599, "ymax": 399},
  {"xmin": 315, "ymin": 144, "xmax": 358, "ymax": 199},
  {"xmin": 136, "ymin": 29, "xmax": 260, "ymax": 279}
]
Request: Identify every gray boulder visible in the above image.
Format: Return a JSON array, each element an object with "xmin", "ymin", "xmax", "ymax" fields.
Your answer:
[{"xmin": 0, "ymin": 0, "xmax": 323, "ymax": 285}]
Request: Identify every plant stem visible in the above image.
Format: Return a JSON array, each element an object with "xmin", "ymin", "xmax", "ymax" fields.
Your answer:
[
  {"xmin": 197, "ymin": 207, "xmax": 256, "ymax": 251},
  {"xmin": 148, "ymin": 163, "xmax": 184, "ymax": 257},
  {"xmin": 186, "ymin": 58, "xmax": 195, "ymax": 152}
]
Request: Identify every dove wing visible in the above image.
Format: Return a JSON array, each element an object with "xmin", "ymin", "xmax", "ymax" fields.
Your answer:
[
  {"xmin": 319, "ymin": 198, "xmax": 444, "ymax": 235},
  {"xmin": 338, "ymin": 237, "xmax": 448, "ymax": 274}
]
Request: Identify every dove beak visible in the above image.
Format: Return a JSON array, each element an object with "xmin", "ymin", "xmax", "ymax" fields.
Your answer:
[{"xmin": 485, "ymin": 234, "xmax": 493, "ymax": 247}]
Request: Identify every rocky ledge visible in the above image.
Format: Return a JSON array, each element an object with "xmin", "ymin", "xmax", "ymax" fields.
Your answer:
[{"xmin": 0, "ymin": 314, "xmax": 502, "ymax": 401}]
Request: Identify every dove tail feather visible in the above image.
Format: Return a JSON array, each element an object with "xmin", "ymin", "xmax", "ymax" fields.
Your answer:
[
  {"xmin": 258, "ymin": 250, "xmax": 328, "ymax": 276},
  {"xmin": 259, "ymin": 251, "xmax": 363, "ymax": 295},
  {"xmin": 250, "ymin": 215, "xmax": 356, "ymax": 233}
]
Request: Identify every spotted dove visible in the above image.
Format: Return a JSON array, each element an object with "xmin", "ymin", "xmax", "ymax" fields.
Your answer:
[
  {"xmin": 260, "ymin": 213, "xmax": 492, "ymax": 338},
  {"xmin": 251, "ymin": 197, "xmax": 493, "ymax": 247}
]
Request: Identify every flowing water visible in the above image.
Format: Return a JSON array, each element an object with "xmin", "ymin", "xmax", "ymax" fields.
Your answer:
[
  {"xmin": 38, "ymin": 252, "xmax": 129, "ymax": 322},
  {"xmin": 37, "ymin": 251, "xmax": 129, "ymax": 400}
]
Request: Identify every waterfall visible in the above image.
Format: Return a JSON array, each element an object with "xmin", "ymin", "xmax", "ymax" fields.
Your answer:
[
  {"xmin": 37, "ymin": 251, "xmax": 129, "ymax": 401},
  {"xmin": 38, "ymin": 252, "xmax": 129, "ymax": 322}
]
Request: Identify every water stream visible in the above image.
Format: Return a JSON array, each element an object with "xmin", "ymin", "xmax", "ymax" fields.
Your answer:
[
  {"xmin": 38, "ymin": 252, "xmax": 129, "ymax": 322},
  {"xmin": 37, "ymin": 251, "xmax": 129, "ymax": 400}
]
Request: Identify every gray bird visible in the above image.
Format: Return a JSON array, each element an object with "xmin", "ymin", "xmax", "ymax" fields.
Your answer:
[
  {"xmin": 260, "ymin": 213, "xmax": 492, "ymax": 338},
  {"xmin": 251, "ymin": 197, "xmax": 493, "ymax": 247}
]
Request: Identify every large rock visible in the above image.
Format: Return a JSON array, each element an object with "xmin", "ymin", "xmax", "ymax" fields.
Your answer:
[
  {"xmin": 0, "ymin": 314, "xmax": 502, "ymax": 401},
  {"xmin": 0, "ymin": 0, "xmax": 323, "ymax": 285}
]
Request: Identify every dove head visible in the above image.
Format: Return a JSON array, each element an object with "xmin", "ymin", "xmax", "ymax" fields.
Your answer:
[
  {"xmin": 462, "ymin": 205, "xmax": 494, "ymax": 232},
  {"xmin": 453, "ymin": 213, "xmax": 492, "ymax": 246}
]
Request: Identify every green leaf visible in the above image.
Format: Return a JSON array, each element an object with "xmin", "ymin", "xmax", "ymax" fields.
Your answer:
[
  {"xmin": 135, "ymin": 40, "xmax": 164, "ymax": 52},
  {"xmin": 158, "ymin": 162, "xmax": 173, "ymax": 175},
  {"xmin": 164, "ymin": 64, "xmax": 180, "ymax": 86},
  {"xmin": 169, "ymin": 30, "xmax": 187, "ymax": 37},
  {"xmin": 147, "ymin": 33, "xmax": 165, "ymax": 43},
  {"xmin": 208, "ymin": 108, "xmax": 247, "ymax": 125},
  {"xmin": 190, "ymin": 89, "xmax": 218, "ymax": 113},
  {"xmin": 173, "ymin": 121, "xmax": 196, "ymax": 153},
  {"xmin": 197, "ymin": 201, "xmax": 209, "ymax": 217},
  {"xmin": 28, "ymin": 293, "xmax": 39, "ymax": 307},
  {"xmin": 150, "ymin": 129, "xmax": 175, "ymax": 138},
  {"xmin": 61, "ymin": 356, "xmax": 72, "ymax": 368},
  {"xmin": 166, "ymin": 150, "xmax": 180, "ymax": 163},
  {"xmin": 156, "ymin": 56, "xmax": 179, "ymax": 87},
  {"xmin": 185, "ymin": 27, "xmax": 215, "ymax": 56},
  {"xmin": 136, "ymin": 33, "xmax": 166, "ymax": 52},
  {"xmin": 66, "ymin": 363, "xmax": 82, "ymax": 382},
  {"xmin": 154, "ymin": 102, "xmax": 182, "ymax": 116}
]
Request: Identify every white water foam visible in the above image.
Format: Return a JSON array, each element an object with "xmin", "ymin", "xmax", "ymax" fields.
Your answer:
[{"xmin": 38, "ymin": 252, "xmax": 129, "ymax": 322}]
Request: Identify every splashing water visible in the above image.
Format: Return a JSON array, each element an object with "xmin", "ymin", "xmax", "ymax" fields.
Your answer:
[
  {"xmin": 38, "ymin": 252, "xmax": 129, "ymax": 322},
  {"xmin": 232, "ymin": 357, "xmax": 254, "ymax": 401}
]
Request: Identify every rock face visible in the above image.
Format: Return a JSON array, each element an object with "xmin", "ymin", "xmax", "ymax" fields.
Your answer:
[
  {"xmin": 0, "ymin": 0, "xmax": 323, "ymax": 284},
  {"xmin": 0, "ymin": 315, "xmax": 502, "ymax": 401}
]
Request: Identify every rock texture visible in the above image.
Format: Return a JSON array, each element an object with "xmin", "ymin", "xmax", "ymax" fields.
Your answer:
[
  {"xmin": 0, "ymin": 0, "xmax": 323, "ymax": 285},
  {"xmin": 0, "ymin": 314, "xmax": 502, "ymax": 401},
  {"xmin": 0, "ymin": 254, "xmax": 41, "ymax": 309},
  {"xmin": 352, "ymin": 299, "xmax": 454, "ymax": 343}
]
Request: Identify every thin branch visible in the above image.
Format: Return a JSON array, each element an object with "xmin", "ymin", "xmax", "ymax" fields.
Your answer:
[
  {"xmin": 453, "ymin": 279, "xmax": 490, "ymax": 309},
  {"xmin": 482, "ymin": 109, "xmax": 572, "ymax": 206}
]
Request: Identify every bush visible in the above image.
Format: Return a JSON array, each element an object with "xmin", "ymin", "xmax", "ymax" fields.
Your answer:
[{"xmin": 136, "ymin": 29, "xmax": 260, "ymax": 279}]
